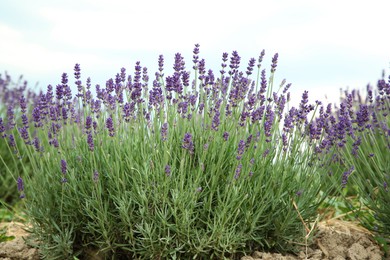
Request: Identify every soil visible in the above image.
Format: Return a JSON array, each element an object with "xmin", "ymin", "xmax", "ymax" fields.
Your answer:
[{"xmin": 0, "ymin": 219, "xmax": 389, "ymax": 260}]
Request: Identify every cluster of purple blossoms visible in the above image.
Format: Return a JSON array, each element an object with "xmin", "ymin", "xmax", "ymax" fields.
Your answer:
[
  {"xmin": 236, "ymin": 140, "xmax": 246, "ymax": 160},
  {"xmin": 164, "ymin": 164, "xmax": 171, "ymax": 176},
  {"xmin": 17, "ymin": 176, "xmax": 25, "ymax": 199},
  {"xmin": 341, "ymin": 166, "xmax": 354, "ymax": 189},
  {"xmin": 234, "ymin": 163, "xmax": 242, "ymax": 179},
  {"xmin": 61, "ymin": 159, "xmax": 68, "ymax": 183},
  {"xmin": 161, "ymin": 122, "xmax": 168, "ymax": 141},
  {"xmin": 182, "ymin": 133, "xmax": 195, "ymax": 155},
  {"xmin": 106, "ymin": 116, "xmax": 115, "ymax": 137},
  {"xmin": 93, "ymin": 170, "xmax": 99, "ymax": 183},
  {"xmin": 264, "ymin": 105, "xmax": 275, "ymax": 142},
  {"xmin": 270, "ymin": 53, "xmax": 279, "ymax": 73}
]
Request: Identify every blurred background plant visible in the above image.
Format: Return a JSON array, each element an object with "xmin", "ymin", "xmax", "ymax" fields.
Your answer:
[
  {"xmin": 0, "ymin": 74, "xmax": 34, "ymax": 204},
  {"xmin": 310, "ymin": 75, "xmax": 390, "ymax": 251}
]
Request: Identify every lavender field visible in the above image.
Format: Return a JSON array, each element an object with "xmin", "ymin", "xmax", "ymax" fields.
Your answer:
[{"xmin": 0, "ymin": 45, "xmax": 389, "ymax": 259}]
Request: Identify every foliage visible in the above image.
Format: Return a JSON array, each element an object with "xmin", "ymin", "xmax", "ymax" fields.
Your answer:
[{"xmin": 1, "ymin": 46, "xmax": 339, "ymax": 259}]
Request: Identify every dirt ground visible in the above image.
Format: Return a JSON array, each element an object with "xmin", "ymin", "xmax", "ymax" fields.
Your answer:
[{"xmin": 0, "ymin": 220, "xmax": 389, "ymax": 260}]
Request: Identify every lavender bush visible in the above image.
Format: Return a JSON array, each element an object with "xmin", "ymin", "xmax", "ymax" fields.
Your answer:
[
  {"xmin": 0, "ymin": 74, "xmax": 34, "ymax": 203},
  {"xmin": 321, "ymin": 79, "xmax": 390, "ymax": 237},
  {"xmin": 3, "ymin": 45, "xmax": 339, "ymax": 259}
]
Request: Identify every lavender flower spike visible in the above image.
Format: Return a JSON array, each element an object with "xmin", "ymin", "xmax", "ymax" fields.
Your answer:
[
  {"xmin": 17, "ymin": 176, "xmax": 24, "ymax": 192},
  {"xmin": 165, "ymin": 164, "xmax": 171, "ymax": 176},
  {"xmin": 270, "ymin": 53, "xmax": 279, "ymax": 73},
  {"xmin": 182, "ymin": 132, "xmax": 195, "ymax": 155},
  {"xmin": 106, "ymin": 116, "xmax": 115, "ymax": 137},
  {"xmin": 17, "ymin": 176, "xmax": 25, "ymax": 199},
  {"xmin": 61, "ymin": 159, "xmax": 67, "ymax": 174}
]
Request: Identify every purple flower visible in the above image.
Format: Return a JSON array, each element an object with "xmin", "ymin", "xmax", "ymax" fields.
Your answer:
[
  {"xmin": 123, "ymin": 102, "xmax": 135, "ymax": 122},
  {"xmin": 46, "ymin": 85, "xmax": 54, "ymax": 104},
  {"xmin": 158, "ymin": 55, "xmax": 164, "ymax": 76},
  {"xmin": 236, "ymin": 140, "xmax": 246, "ymax": 160},
  {"xmin": 62, "ymin": 107, "xmax": 68, "ymax": 121},
  {"xmin": 251, "ymin": 106, "xmax": 265, "ymax": 123},
  {"xmin": 257, "ymin": 49, "xmax": 265, "ymax": 68},
  {"xmin": 18, "ymin": 127, "xmax": 30, "ymax": 144},
  {"xmin": 223, "ymin": 131, "xmax": 229, "ymax": 141},
  {"xmin": 297, "ymin": 90, "xmax": 311, "ymax": 121},
  {"xmin": 262, "ymin": 149, "xmax": 270, "ymax": 158},
  {"xmin": 173, "ymin": 53, "xmax": 185, "ymax": 73},
  {"xmin": 87, "ymin": 133, "xmax": 94, "ymax": 151},
  {"xmin": 61, "ymin": 159, "xmax": 67, "ymax": 174},
  {"xmin": 258, "ymin": 69, "xmax": 267, "ymax": 103},
  {"xmin": 264, "ymin": 105, "xmax": 274, "ymax": 142},
  {"xmin": 283, "ymin": 83, "xmax": 291, "ymax": 94},
  {"xmin": 33, "ymin": 137, "xmax": 42, "ymax": 152},
  {"xmin": 220, "ymin": 52, "xmax": 229, "ymax": 74},
  {"xmin": 282, "ymin": 133, "xmax": 288, "ymax": 151},
  {"xmin": 17, "ymin": 176, "xmax": 25, "ymax": 199},
  {"xmin": 198, "ymin": 59, "xmax": 206, "ymax": 80},
  {"xmin": 177, "ymin": 101, "xmax": 189, "ymax": 117},
  {"xmin": 74, "ymin": 63, "xmax": 82, "ymax": 93},
  {"xmin": 32, "ymin": 107, "xmax": 42, "ymax": 127},
  {"xmin": 270, "ymin": 53, "xmax": 279, "ymax": 73},
  {"xmin": 205, "ymin": 69, "xmax": 215, "ymax": 86},
  {"xmin": 229, "ymin": 51, "xmax": 241, "ymax": 75},
  {"xmin": 56, "ymin": 84, "xmax": 64, "ymax": 101},
  {"xmin": 50, "ymin": 138, "xmax": 59, "ymax": 148},
  {"xmin": 160, "ymin": 122, "xmax": 168, "ymax": 141},
  {"xmin": 211, "ymin": 111, "xmax": 220, "ymax": 131},
  {"xmin": 192, "ymin": 43, "xmax": 200, "ymax": 69},
  {"xmin": 19, "ymin": 95, "xmax": 27, "ymax": 113},
  {"xmin": 356, "ymin": 104, "xmax": 370, "ymax": 130},
  {"xmin": 149, "ymin": 78, "xmax": 164, "ymax": 106},
  {"xmin": 250, "ymin": 158, "xmax": 255, "ymax": 165},
  {"xmin": 106, "ymin": 116, "xmax": 115, "ymax": 137},
  {"xmin": 7, "ymin": 106, "xmax": 15, "ymax": 130},
  {"xmin": 142, "ymin": 67, "xmax": 149, "ymax": 87},
  {"xmin": 21, "ymin": 114, "xmax": 29, "ymax": 127},
  {"xmin": 8, "ymin": 134, "xmax": 16, "ymax": 148},
  {"xmin": 351, "ymin": 137, "xmax": 361, "ymax": 157},
  {"xmin": 234, "ymin": 164, "xmax": 242, "ymax": 179},
  {"xmin": 165, "ymin": 164, "xmax": 171, "ymax": 176},
  {"xmin": 182, "ymin": 132, "xmax": 195, "ymax": 155},
  {"xmin": 239, "ymin": 110, "xmax": 250, "ymax": 127},
  {"xmin": 17, "ymin": 176, "xmax": 24, "ymax": 192},
  {"xmin": 0, "ymin": 117, "xmax": 6, "ymax": 138},
  {"xmin": 341, "ymin": 166, "xmax": 354, "ymax": 189},
  {"xmin": 276, "ymin": 95, "xmax": 286, "ymax": 118},
  {"xmin": 93, "ymin": 170, "xmax": 99, "ymax": 182},
  {"xmin": 85, "ymin": 116, "xmax": 92, "ymax": 132},
  {"xmin": 246, "ymin": 58, "xmax": 256, "ymax": 76}
]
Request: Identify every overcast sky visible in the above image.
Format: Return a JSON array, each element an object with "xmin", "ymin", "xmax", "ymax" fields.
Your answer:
[{"xmin": 1, "ymin": 0, "xmax": 389, "ymax": 104}]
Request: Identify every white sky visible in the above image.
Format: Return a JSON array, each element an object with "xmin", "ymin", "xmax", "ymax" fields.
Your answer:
[{"xmin": 1, "ymin": 0, "xmax": 389, "ymax": 105}]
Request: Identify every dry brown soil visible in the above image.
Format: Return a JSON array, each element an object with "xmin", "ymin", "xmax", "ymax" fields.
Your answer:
[{"xmin": 0, "ymin": 219, "xmax": 389, "ymax": 260}]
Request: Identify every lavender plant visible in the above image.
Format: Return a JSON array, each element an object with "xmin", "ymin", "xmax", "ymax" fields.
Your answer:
[
  {"xmin": 0, "ymin": 74, "xmax": 34, "ymax": 203},
  {"xmin": 6, "ymin": 46, "xmax": 337, "ymax": 259},
  {"xmin": 322, "ymin": 79, "xmax": 390, "ymax": 237}
]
